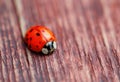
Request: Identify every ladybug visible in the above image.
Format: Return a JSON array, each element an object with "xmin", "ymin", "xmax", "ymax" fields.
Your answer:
[{"xmin": 25, "ymin": 25, "xmax": 57, "ymax": 54}]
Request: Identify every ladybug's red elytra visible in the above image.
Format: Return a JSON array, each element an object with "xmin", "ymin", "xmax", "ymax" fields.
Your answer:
[{"xmin": 25, "ymin": 25, "xmax": 57, "ymax": 54}]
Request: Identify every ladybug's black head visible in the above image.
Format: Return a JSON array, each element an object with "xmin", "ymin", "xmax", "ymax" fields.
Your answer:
[{"xmin": 41, "ymin": 41, "xmax": 56, "ymax": 54}]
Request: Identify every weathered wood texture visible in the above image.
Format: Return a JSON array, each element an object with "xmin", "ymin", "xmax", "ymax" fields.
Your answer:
[{"xmin": 0, "ymin": 0, "xmax": 120, "ymax": 82}]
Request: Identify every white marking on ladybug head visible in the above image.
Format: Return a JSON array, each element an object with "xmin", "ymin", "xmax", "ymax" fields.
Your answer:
[
  {"xmin": 46, "ymin": 41, "xmax": 51, "ymax": 46},
  {"xmin": 53, "ymin": 41, "xmax": 57, "ymax": 49},
  {"xmin": 42, "ymin": 48, "xmax": 48, "ymax": 54}
]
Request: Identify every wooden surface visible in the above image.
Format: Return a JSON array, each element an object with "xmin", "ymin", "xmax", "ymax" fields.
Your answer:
[{"xmin": 0, "ymin": 0, "xmax": 120, "ymax": 82}]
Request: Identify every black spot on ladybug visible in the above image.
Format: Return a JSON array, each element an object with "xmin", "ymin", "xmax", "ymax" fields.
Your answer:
[
  {"xmin": 26, "ymin": 34, "xmax": 29, "ymax": 36},
  {"xmin": 30, "ymin": 37, "xmax": 32, "ymax": 41},
  {"xmin": 26, "ymin": 38, "xmax": 29, "ymax": 41},
  {"xmin": 29, "ymin": 44, "xmax": 31, "ymax": 48},
  {"xmin": 36, "ymin": 33, "xmax": 40, "ymax": 36},
  {"xmin": 36, "ymin": 45, "xmax": 39, "ymax": 48},
  {"xmin": 29, "ymin": 29, "xmax": 33, "ymax": 32}
]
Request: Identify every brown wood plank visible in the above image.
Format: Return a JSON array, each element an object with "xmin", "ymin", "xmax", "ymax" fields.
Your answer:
[
  {"xmin": 0, "ymin": 0, "xmax": 30, "ymax": 82},
  {"xmin": 0, "ymin": 0, "xmax": 120, "ymax": 82}
]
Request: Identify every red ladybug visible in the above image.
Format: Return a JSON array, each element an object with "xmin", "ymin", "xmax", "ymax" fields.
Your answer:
[{"xmin": 25, "ymin": 25, "xmax": 57, "ymax": 54}]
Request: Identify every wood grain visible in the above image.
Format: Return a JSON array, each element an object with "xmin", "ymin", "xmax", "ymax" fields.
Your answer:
[{"xmin": 0, "ymin": 0, "xmax": 120, "ymax": 82}]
